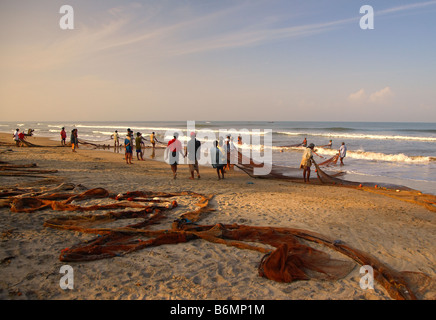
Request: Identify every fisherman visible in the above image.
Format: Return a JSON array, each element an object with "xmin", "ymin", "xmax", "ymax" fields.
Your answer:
[
  {"xmin": 224, "ymin": 135, "xmax": 236, "ymax": 170},
  {"xmin": 60, "ymin": 127, "xmax": 67, "ymax": 146},
  {"xmin": 71, "ymin": 129, "xmax": 79, "ymax": 152},
  {"xmin": 135, "ymin": 132, "xmax": 145, "ymax": 161},
  {"xmin": 300, "ymin": 143, "xmax": 315, "ymax": 183},
  {"xmin": 167, "ymin": 133, "xmax": 183, "ymax": 179},
  {"xmin": 321, "ymin": 140, "xmax": 333, "ymax": 148},
  {"xmin": 150, "ymin": 132, "xmax": 160, "ymax": 150},
  {"xmin": 211, "ymin": 140, "xmax": 226, "ymax": 180},
  {"xmin": 126, "ymin": 129, "xmax": 134, "ymax": 159},
  {"xmin": 111, "ymin": 130, "xmax": 120, "ymax": 153},
  {"xmin": 184, "ymin": 132, "xmax": 201, "ymax": 180},
  {"xmin": 13, "ymin": 129, "xmax": 20, "ymax": 147},
  {"xmin": 339, "ymin": 142, "xmax": 347, "ymax": 165},
  {"xmin": 302, "ymin": 137, "xmax": 307, "ymax": 147},
  {"xmin": 124, "ymin": 134, "xmax": 133, "ymax": 164}
]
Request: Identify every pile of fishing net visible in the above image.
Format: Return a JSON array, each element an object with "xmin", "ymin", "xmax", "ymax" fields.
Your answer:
[{"xmin": 1, "ymin": 184, "xmax": 434, "ymax": 300}]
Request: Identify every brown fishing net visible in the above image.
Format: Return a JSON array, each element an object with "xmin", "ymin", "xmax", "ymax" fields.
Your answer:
[
  {"xmin": 2, "ymin": 183, "xmax": 434, "ymax": 300},
  {"xmin": 235, "ymin": 151, "xmax": 343, "ymax": 182},
  {"xmin": 318, "ymin": 154, "xmax": 339, "ymax": 166},
  {"xmin": 78, "ymin": 138, "xmax": 166, "ymax": 150},
  {"xmin": 15, "ymin": 139, "xmax": 47, "ymax": 148},
  {"xmin": 179, "ymin": 223, "xmax": 355, "ymax": 282},
  {"xmin": 0, "ymin": 163, "xmax": 58, "ymax": 179},
  {"xmin": 259, "ymin": 243, "xmax": 354, "ymax": 282}
]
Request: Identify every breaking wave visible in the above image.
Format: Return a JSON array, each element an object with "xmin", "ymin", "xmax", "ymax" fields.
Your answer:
[
  {"xmin": 276, "ymin": 131, "xmax": 436, "ymax": 142},
  {"xmin": 271, "ymin": 145, "xmax": 431, "ymax": 163},
  {"xmin": 74, "ymin": 124, "xmax": 267, "ymax": 136},
  {"xmin": 317, "ymin": 148, "xmax": 430, "ymax": 163}
]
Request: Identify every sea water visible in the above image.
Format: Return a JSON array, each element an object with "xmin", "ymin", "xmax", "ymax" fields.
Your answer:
[{"xmin": 1, "ymin": 121, "xmax": 435, "ymax": 195}]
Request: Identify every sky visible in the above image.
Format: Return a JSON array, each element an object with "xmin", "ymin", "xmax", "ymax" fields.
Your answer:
[{"xmin": 0, "ymin": 0, "xmax": 435, "ymax": 122}]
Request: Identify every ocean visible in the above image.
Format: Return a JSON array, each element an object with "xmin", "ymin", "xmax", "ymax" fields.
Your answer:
[{"xmin": 1, "ymin": 121, "xmax": 435, "ymax": 195}]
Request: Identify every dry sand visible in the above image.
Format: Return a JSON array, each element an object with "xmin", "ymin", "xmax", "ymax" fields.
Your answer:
[{"xmin": 0, "ymin": 133, "xmax": 435, "ymax": 300}]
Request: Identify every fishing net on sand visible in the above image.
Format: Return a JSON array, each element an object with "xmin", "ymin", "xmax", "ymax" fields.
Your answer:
[
  {"xmin": 0, "ymin": 163, "xmax": 58, "ymax": 179},
  {"xmin": 234, "ymin": 150, "xmax": 436, "ymax": 212},
  {"xmin": 312, "ymin": 161, "xmax": 436, "ymax": 213},
  {"xmin": 234, "ymin": 150, "xmax": 344, "ymax": 181},
  {"xmin": 16, "ymin": 138, "xmax": 102, "ymax": 149},
  {"xmin": 2, "ymin": 184, "xmax": 434, "ymax": 300}
]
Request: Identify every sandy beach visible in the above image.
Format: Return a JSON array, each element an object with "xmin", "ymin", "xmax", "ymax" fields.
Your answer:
[{"xmin": 0, "ymin": 133, "xmax": 435, "ymax": 300}]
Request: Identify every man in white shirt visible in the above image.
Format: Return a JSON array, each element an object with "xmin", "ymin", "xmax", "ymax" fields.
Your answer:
[
  {"xmin": 300, "ymin": 143, "xmax": 315, "ymax": 183},
  {"xmin": 13, "ymin": 129, "xmax": 20, "ymax": 147},
  {"xmin": 339, "ymin": 142, "xmax": 347, "ymax": 165},
  {"xmin": 111, "ymin": 130, "xmax": 119, "ymax": 153}
]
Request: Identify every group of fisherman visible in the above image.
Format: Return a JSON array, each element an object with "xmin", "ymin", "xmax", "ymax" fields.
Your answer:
[
  {"xmin": 300, "ymin": 137, "xmax": 347, "ymax": 183},
  {"xmin": 13, "ymin": 127, "xmax": 347, "ymax": 183},
  {"xmin": 109, "ymin": 129, "xmax": 161, "ymax": 164},
  {"xmin": 12, "ymin": 128, "xmax": 34, "ymax": 147}
]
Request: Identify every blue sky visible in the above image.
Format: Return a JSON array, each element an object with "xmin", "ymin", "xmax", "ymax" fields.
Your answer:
[{"xmin": 1, "ymin": 0, "xmax": 435, "ymax": 122}]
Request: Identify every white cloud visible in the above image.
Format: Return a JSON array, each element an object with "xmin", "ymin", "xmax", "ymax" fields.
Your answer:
[
  {"xmin": 348, "ymin": 87, "xmax": 394, "ymax": 104},
  {"xmin": 369, "ymin": 87, "xmax": 394, "ymax": 103},
  {"xmin": 348, "ymin": 89, "xmax": 366, "ymax": 102}
]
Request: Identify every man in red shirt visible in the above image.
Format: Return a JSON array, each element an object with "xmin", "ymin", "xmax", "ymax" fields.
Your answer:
[
  {"xmin": 17, "ymin": 131, "xmax": 25, "ymax": 146},
  {"xmin": 60, "ymin": 127, "xmax": 67, "ymax": 146},
  {"xmin": 167, "ymin": 133, "xmax": 183, "ymax": 179}
]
